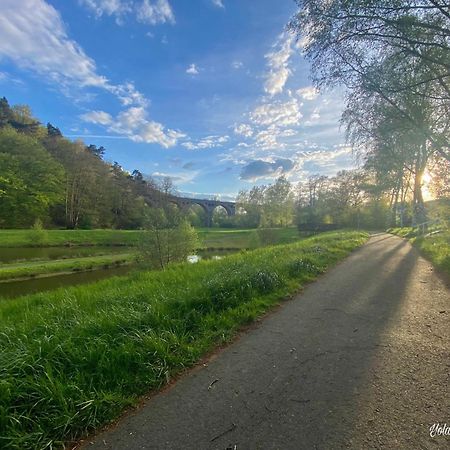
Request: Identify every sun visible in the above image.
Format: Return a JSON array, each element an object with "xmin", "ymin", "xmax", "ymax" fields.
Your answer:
[{"xmin": 422, "ymin": 170, "xmax": 435, "ymax": 201}]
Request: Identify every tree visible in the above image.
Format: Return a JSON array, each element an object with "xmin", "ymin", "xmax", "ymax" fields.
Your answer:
[
  {"xmin": 0, "ymin": 97, "xmax": 13, "ymax": 128},
  {"xmin": 0, "ymin": 128, "xmax": 64, "ymax": 227},
  {"xmin": 139, "ymin": 208, "xmax": 199, "ymax": 269},
  {"xmin": 86, "ymin": 144, "xmax": 105, "ymax": 159},
  {"xmin": 289, "ymin": 0, "xmax": 450, "ymax": 161},
  {"xmin": 236, "ymin": 185, "xmax": 266, "ymax": 227},
  {"xmin": 9, "ymin": 105, "xmax": 40, "ymax": 135},
  {"xmin": 47, "ymin": 123, "xmax": 62, "ymax": 137},
  {"xmin": 263, "ymin": 176, "xmax": 294, "ymax": 227}
]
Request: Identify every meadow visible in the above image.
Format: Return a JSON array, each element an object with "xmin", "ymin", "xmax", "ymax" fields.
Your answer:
[
  {"xmin": 0, "ymin": 231, "xmax": 367, "ymax": 449},
  {"xmin": 0, "ymin": 227, "xmax": 300, "ymax": 249}
]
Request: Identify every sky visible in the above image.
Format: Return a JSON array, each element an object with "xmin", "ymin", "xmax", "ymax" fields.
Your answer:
[{"xmin": 0, "ymin": 0, "xmax": 356, "ymax": 200}]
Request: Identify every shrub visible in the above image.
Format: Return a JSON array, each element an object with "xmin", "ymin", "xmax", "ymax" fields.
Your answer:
[{"xmin": 27, "ymin": 219, "xmax": 48, "ymax": 246}]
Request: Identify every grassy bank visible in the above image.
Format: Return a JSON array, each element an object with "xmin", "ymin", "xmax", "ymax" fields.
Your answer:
[
  {"xmin": 0, "ymin": 253, "xmax": 136, "ymax": 282},
  {"xmin": 388, "ymin": 228, "xmax": 450, "ymax": 276},
  {"xmin": 0, "ymin": 231, "xmax": 367, "ymax": 449},
  {"xmin": 0, "ymin": 227, "xmax": 300, "ymax": 249}
]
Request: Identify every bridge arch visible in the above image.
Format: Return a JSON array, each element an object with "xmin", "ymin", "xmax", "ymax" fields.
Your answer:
[{"xmin": 168, "ymin": 196, "xmax": 236, "ymax": 227}]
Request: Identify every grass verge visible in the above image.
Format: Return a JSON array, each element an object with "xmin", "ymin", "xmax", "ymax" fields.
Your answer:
[
  {"xmin": 0, "ymin": 253, "xmax": 136, "ymax": 282},
  {"xmin": 0, "ymin": 231, "xmax": 367, "ymax": 449},
  {"xmin": 388, "ymin": 228, "xmax": 450, "ymax": 276}
]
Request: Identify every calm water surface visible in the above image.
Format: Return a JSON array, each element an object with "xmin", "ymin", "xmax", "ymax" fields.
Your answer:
[
  {"xmin": 0, "ymin": 248, "xmax": 238, "ymax": 299},
  {"xmin": 0, "ymin": 246, "xmax": 129, "ymax": 264}
]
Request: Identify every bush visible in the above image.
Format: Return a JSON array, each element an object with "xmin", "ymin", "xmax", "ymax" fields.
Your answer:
[
  {"xmin": 139, "ymin": 210, "xmax": 199, "ymax": 269},
  {"xmin": 27, "ymin": 219, "xmax": 48, "ymax": 246}
]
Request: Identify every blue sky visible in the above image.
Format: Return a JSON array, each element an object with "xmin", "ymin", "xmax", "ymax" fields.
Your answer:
[{"xmin": 0, "ymin": 0, "xmax": 355, "ymax": 199}]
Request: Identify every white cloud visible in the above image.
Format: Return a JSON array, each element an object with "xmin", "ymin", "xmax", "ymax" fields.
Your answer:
[
  {"xmin": 186, "ymin": 63, "xmax": 200, "ymax": 75},
  {"xmin": 182, "ymin": 135, "xmax": 229, "ymax": 150},
  {"xmin": 78, "ymin": 0, "xmax": 131, "ymax": 20},
  {"xmin": 0, "ymin": 0, "xmax": 183, "ymax": 148},
  {"xmin": 79, "ymin": 0, "xmax": 175, "ymax": 26},
  {"xmin": 108, "ymin": 82, "xmax": 149, "ymax": 107},
  {"xmin": 212, "ymin": 0, "xmax": 224, "ymax": 8},
  {"xmin": 137, "ymin": 0, "xmax": 175, "ymax": 25},
  {"xmin": 310, "ymin": 108, "xmax": 320, "ymax": 120},
  {"xmin": 107, "ymin": 106, "xmax": 185, "ymax": 147},
  {"xmin": 0, "ymin": 0, "xmax": 108, "ymax": 89},
  {"xmin": 250, "ymin": 99, "xmax": 302, "ymax": 128},
  {"xmin": 81, "ymin": 106, "xmax": 185, "ymax": 148},
  {"xmin": 297, "ymin": 86, "xmax": 319, "ymax": 100},
  {"xmin": 80, "ymin": 110, "xmax": 113, "ymax": 125},
  {"xmin": 264, "ymin": 33, "xmax": 294, "ymax": 96},
  {"xmin": 233, "ymin": 123, "xmax": 253, "ymax": 138},
  {"xmin": 231, "ymin": 61, "xmax": 243, "ymax": 70}
]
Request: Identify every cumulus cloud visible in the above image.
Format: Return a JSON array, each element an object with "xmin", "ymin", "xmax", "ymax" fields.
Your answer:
[
  {"xmin": 0, "ymin": 0, "xmax": 182, "ymax": 148},
  {"xmin": 80, "ymin": 110, "xmax": 113, "ymax": 125},
  {"xmin": 0, "ymin": 0, "xmax": 108, "ymax": 89},
  {"xmin": 233, "ymin": 123, "xmax": 253, "ymax": 138},
  {"xmin": 240, "ymin": 158, "xmax": 295, "ymax": 181},
  {"xmin": 78, "ymin": 0, "xmax": 131, "ymax": 21},
  {"xmin": 79, "ymin": 0, "xmax": 175, "ymax": 25},
  {"xmin": 137, "ymin": 0, "xmax": 175, "ymax": 25},
  {"xmin": 250, "ymin": 99, "xmax": 302, "ymax": 128},
  {"xmin": 0, "ymin": 0, "xmax": 148, "ymax": 106},
  {"xmin": 81, "ymin": 106, "xmax": 185, "ymax": 148},
  {"xmin": 105, "ymin": 106, "xmax": 185, "ymax": 147},
  {"xmin": 186, "ymin": 63, "xmax": 200, "ymax": 75},
  {"xmin": 264, "ymin": 34, "xmax": 294, "ymax": 96},
  {"xmin": 297, "ymin": 86, "xmax": 319, "ymax": 100},
  {"xmin": 182, "ymin": 135, "xmax": 229, "ymax": 150}
]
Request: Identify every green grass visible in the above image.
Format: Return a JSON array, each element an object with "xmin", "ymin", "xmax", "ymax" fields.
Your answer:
[
  {"xmin": 0, "ymin": 231, "xmax": 368, "ymax": 449},
  {"xmin": 0, "ymin": 229, "xmax": 144, "ymax": 248},
  {"xmin": 388, "ymin": 228, "xmax": 450, "ymax": 276},
  {"xmin": 198, "ymin": 227, "xmax": 300, "ymax": 249},
  {"xmin": 0, "ymin": 227, "xmax": 300, "ymax": 249},
  {"xmin": 0, "ymin": 253, "xmax": 137, "ymax": 282}
]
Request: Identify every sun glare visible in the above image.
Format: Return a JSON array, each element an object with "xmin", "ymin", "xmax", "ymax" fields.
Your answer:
[{"xmin": 422, "ymin": 170, "xmax": 435, "ymax": 201}]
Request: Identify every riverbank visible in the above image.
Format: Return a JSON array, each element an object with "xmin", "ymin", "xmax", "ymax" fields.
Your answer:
[
  {"xmin": 388, "ymin": 228, "xmax": 450, "ymax": 276},
  {"xmin": 0, "ymin": 231, "xmax": 368, "ymax": 449},
  {"xmin": 0, "ymin": 252, "xmax": 136, "ymax": 282}
]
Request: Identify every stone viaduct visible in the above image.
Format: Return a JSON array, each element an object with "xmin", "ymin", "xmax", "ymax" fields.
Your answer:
[{"xmin": 169, "ymin": 196, "xmax": 236, "ymax": 227}]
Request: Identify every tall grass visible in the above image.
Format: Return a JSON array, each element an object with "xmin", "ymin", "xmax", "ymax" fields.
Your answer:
[{"xmin": 0, "ymin": 231, "xmax": 367, "ymax": 449}]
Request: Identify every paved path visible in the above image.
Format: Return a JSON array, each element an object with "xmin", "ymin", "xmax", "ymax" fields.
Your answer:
[{"xmin": 82, "ymin": 234, "xmax": 449, "ymax": 450}]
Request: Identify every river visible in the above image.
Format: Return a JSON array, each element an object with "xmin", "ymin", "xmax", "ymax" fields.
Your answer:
[{"xmin": 0, "ymin": 248, "xmax": 238, "ymax": 299}]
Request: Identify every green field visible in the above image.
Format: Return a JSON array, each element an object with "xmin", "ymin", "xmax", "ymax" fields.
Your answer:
[
  {"xmin": 0, "ymin": 231, "xmax": 367, "ymax": 449},
  {"xmin": 388, "ymin": 228, "xmax": 450, "ymax": 276},
  {"xmin": 0, "ymin": 227, "xmax": 301, "ymax": 249},
  {"xmin": 0, "ymin": 229, "xmax": 143, "ymax": 247}
]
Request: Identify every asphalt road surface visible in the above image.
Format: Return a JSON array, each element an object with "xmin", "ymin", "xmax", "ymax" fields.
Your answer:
[{"xmin": 81, "ymin": 233, "xmax": 449, "ymax": 450}]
